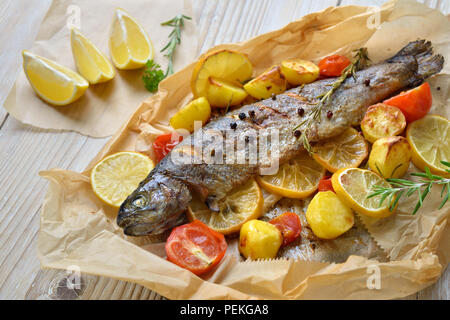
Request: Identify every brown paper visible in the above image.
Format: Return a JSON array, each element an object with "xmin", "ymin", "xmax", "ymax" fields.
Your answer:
[
  {"xmin": 3, "ymin": 0, "xmax": 198, "ymax": 137},
  {"xmin": 38, "ymin": 0, "xmax": 450, "ymax": 299}
]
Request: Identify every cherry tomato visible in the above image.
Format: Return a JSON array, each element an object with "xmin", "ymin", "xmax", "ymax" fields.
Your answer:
[
  {"xmin": 269, "ymin": 212, "xmax": 301, "ymax": 246},
  {"xmin": 318, "ymin": 54, "xmax": 351, "ymax": 77},
  {"xmin": 383, "ymin": 82, "xmax": 432, "ymax": 123},
  {"xmin": 152, "ymin": 132, "xmax": 183, "ymax": 163},
  {"xmin": 165, "ymin": 220, "xmax": 227, "ymax": 275},
  {"xmin": 318, "ymin": 177, "xmax": 334, "ymax": 192}
]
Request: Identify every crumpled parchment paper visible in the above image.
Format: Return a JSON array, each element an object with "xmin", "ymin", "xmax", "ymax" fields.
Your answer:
[{"xmin": 38, "ymin": 0, "xmax": 450, "ymax": 299}]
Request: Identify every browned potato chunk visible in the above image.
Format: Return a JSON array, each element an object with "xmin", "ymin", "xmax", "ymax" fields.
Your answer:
[
  {"xmin": 206, "ymin": 77, "xmax": 248, "ymax": 108},
  {"xmin": 306, "ymin": 191, "xmax": 354, "ymax": 239},
  {"xmin": 361, "ymin": 103, "xmax": 406, "ymax": 143},
  {"xmin": 368, "ymin": 136, "xmax": 412, "ymax": 179},
  {"xmin": 280, "ymin": 59, "xmax": 319, "ymax": 85},
  {"xmin": 243, "ymin": 65, "xmax": 287, "ymax": 100}
]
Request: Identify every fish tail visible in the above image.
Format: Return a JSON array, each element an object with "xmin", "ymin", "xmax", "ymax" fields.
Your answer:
[
  {"xmin": 386, "ymin": 39, "xmax": 433, "ymax": 63},
  {"xmin": 416, "ymin": 51, "xmax": 444, "ymax": 80},
  {"xmin": 387, "ymin": 39, "xmax": 444, "ymax": 86}
]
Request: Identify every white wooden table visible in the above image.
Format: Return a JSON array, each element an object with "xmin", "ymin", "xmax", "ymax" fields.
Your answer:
[{"xmin": 0, "ymin": 0, "xmax": 448, "ymax": 300}]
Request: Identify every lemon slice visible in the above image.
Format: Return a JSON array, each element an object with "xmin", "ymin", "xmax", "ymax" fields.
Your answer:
[
  {"xmin": 313, "ymin": 127, "xmax": 368, "ymax": 173},
  {"xmin": 191, "ymin": 49, "xmax": 253, "ymax": 100},
  {"xmin": 187, "ymin": 178, "xmax": 263, "ymax": 234},
  {"xmin": 331, "ymin": 168, "xmax": 395, "ymax": 218},
  {"xmin": 406, "ymin": 115, "xmax": 450, "ymax": 177},
  {"xmin": 257, "ymin": 150, "xmax": 325, "ymax": 198},
  {"xmin": 22, "ymin": 50, "xmax": 89, "ymax": 106},
  {"xmin": 91, "ymin": 152, "xmax": 155, "ymax": 208},
  {"xmin": 71, "ymin": 28, "xmax": 115, "ymax": 84},
  {"xmin": 109, "ymin": 8, "xmax": 153, "ymax": 70}
]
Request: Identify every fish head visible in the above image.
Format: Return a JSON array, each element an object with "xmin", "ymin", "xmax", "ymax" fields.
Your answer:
[{"xmin": 117, "ymin": 173, "xmax": 191, "ymax": 236}]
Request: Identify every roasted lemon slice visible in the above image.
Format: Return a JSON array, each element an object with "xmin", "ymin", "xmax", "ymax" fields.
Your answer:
[
  {"xmin": 71, "ymin": 28, "xmax": 115, "ymax": 84},
  {"xmin": 109, "ymin": 8, "xmax": 153, "ymax": 70},
  {"xmin": 91, "ymin": 152, "xmax": 154, "ymax": 208},
  {"xmin": 313, "ymin": 127, "xmax": 368, "ymax": 173},
  {"xmin": 187, "ymin": 178, "xmax": 263, "ymax": 234},
  {"xmin": 257, "ymin": 151, "xmax": 325, "ymax": 198},
  {"xmin": 22, "ymin": 50, "xmax": 89, "ymax": 106},
  {"xmin": 406, "ymin": 115, "xmax": 450, "ymax": 177},
  {"xmin": 331, "ymin": 168, "xmax": 395, "ymax": 218},
  {"xmin": 191, "ymin": 49, "xmax": 252, "ymax": 107}
]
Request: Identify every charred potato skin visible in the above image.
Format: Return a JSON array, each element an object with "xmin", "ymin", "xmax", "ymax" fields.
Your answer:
[
  {"xmin": 361, "ymin": 103, "xmax": 407, "ymax": 143},
  {"xmin": 243, "ymin": 65, "xmax": 287, "ymax": 100},
  {"xmin": 368, "ymin": 136, "xmax": 412, "ymax": 179}
]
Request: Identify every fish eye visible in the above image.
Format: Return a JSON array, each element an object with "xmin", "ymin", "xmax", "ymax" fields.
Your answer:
[{"xmin": 132, "ymin": 195, "xmax": 147, "ymax": 208}]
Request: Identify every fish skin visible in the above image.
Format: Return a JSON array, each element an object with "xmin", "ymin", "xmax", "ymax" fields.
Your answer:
[{"xmin": 118, "ymin": 40, "xmax": 444, "ymax": 236}]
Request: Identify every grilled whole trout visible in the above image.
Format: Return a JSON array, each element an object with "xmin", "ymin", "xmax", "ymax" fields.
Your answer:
[{"xmin": 118, "ymin": 40, "xmax": 444, "ymax": 236}]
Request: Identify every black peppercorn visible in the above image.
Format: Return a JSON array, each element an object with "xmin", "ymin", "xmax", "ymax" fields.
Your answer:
[
  {"xmin": 245, "ymin": 136, "xmax": 249, "ymax": 143},
  {"xmin": 271, "ymin": 93, "xmax": 276, "ymax": 100},
  {"xmin": 437, "ymin": 86, "xmax": 441, "ymax": 91},
  {"xmin": 297, "ymin": 107, "xmax": 305, "ymax": 116},
  {"xmin": 239, "ymin": 112, "xmax": 246, "ymax": 120},
  {"xmin": 327, "ymin": 111, "xmax": 333, "ymax": 119},
  {"xmin": 249, "ymin": 110, "xmax": 255, "ymax": 117},
  {"xmin": 230, "ymin": 122, "xmax": 237, "ymax": 130},
  {"xmin": 364, "ymin": 79, "xmax": 370, "ymax": 87},
  {"xmin": 294, "ymin": 130, "xmax": 301, "ymax": 138}
]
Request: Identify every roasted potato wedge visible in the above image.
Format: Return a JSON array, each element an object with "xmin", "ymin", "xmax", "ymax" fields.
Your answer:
[
  {"xmin": 170, "ymin": 97, "xmax": 211, "ymax": 132},
  {"xmin": 368, "ymin": 136, "xmax": 412, "ymax": 179},
  {"xmin": 191, "ymin": 49, "xmax": 253, "ymax": 99},
  {"xmin": 206, "ymin": 77, "xmax": 248, "ymax": 108},
  {"xmin": 280, "ymin": 59, "xmax": 319, "ymax": 85},
  {"xmin": 361, "ymin": 103, "xmax": 406, "ymax": 143},
  {"xmin": 239, "ymin": 219, "xmax": 282, "ymax": 259},
  {"xmin": 243, "ymin": 65, "xmax": 287, "ymax": 100},
  {"xmin": 306, "ymin": 191, "xmax": 354, "ymax": 239}
]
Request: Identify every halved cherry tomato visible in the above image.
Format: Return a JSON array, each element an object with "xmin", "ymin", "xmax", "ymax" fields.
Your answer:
[
  {"xmin": 165, "ymin": 220, "xmax": 227, "ymax": 276},
  {"xmin": 318, "ymin": 176, "xmax": 334, "ymax": 192},
  {"xmin": 383, "ymin": 82, "xmax": 432, "ymax": 123},
  {"xmin": 269, "ymin": 212, "xmax": 301, "ymax": 246},
  {"xmin": 153, "ymin": 132, "xmax": 183, "ymax": 163},
  {"xmin": 318, "ymin": 54, "xmax": 351, "ymax": 77}
]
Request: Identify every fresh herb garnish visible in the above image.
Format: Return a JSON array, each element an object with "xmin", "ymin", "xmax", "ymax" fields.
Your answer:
[
  {"xmin": 142, "ymin": 60, "xmax": 165, "ymax": 92},
  {"xmin": 142, "ymin": 14, "xmax": 191, "ymax": 92},
  {"xmin": 160, "ymin": 14, "xmax": 192, "ymax": 77},
  {"xmin": 368, "ymin": 161, "xmax": 450, "ymax": 215},
  {"xmin": 293, "ymin": 48, "xmax": 370, "ymax": 153}
]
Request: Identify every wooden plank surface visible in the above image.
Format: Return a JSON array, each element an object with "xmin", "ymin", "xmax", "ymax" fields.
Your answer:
[{"xmin": 0, "ymin": 0, "xmax": 448, "ymax": 300}]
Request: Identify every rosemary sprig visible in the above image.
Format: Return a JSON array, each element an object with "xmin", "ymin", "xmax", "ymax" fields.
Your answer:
[
  {"xmin": 293, "ymin": 48, "xmax": 370, "ymax": 153},
  {"xmin": 368, "ymin": 161, "xmax": 450, "ymax": 215},
  {"xmin": 160, "ymin": 14, "xmax": 191, "ymax": 77}
]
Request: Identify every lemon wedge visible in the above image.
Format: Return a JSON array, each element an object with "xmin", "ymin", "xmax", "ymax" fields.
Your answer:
[
  {"xmin": 331, "ymin": 168, "xmax": 395, "ymax": 218},
  {"xmin": 91, "ymin": 152, "xmax": 155, "ymax": 208},
  {"xmin": 406, "ymin": 115, "xmax": 450, "ymax": 177},
  {"xmin": 109, "ymin": 8, "xmax": 153, "ymax": 70},
  {"xmin": 257, "ymin": 150, "xmax": 325, "ymax": 198},
  {"xmin": 187, "ymin": 178, "xmax": 263, "ymax": 235},
  {"xmin": 70, "ymin": 28, "xmax": 115, "ymax": 84},
  {"xmin": 22, "ymin": 50, "xmax": 89, "ymax": 106}
]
